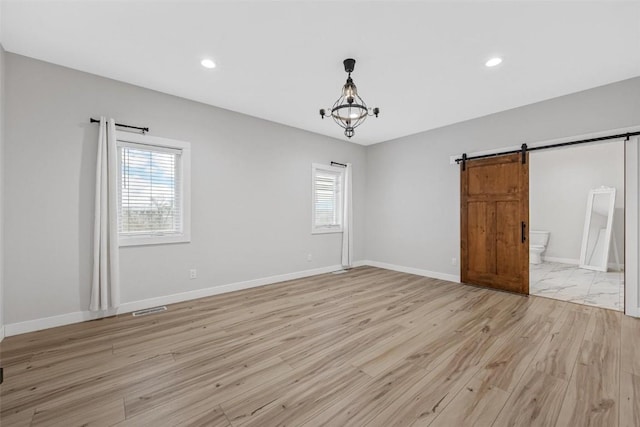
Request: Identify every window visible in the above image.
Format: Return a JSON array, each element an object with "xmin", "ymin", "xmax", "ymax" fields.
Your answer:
[
  {"xmin": 312, "ymin": 163, "xmax": 344, "ymax": 234},
  {"xmin": 116, "ymin": 132, "xmax": 191, "ymax": 246}
]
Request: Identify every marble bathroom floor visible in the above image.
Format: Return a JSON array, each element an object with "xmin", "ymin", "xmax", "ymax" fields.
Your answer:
[{"xmin": 530, "ymin": 261, "xmax": 624, "ymax": 311}]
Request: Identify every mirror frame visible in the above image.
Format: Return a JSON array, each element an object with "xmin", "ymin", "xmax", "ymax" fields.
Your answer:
[{"xmin": 579, "ymin": 187, "xmax": 616, "ymax": 272}]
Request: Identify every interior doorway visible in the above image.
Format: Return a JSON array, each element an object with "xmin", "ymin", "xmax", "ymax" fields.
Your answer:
[
  {"xmin": 457, "ymin": 132, "xmax": 639, "ymax": 315},
  {"xmin": 460, "ymin": 153, "xmax": 529, "ymax": 294},
  {"xmin": 529, "ymin": 141, "xmax": 624, "ymax": 311}
]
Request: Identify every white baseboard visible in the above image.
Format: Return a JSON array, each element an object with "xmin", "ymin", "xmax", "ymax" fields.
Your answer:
[
  {"xmin": 4, "ymin": 264, "xmax": 347, "ymax": 337},
  {"xmin": 543, "ymin": 256, "xmax": 580, "ymax": 265},
  {"xmin": 360, "ymin": 260, "xmax": 460, "ymax": 283},
  {"xmin": 4, "ymin": 259, "xmax": 635, "ymax": 336},
  {"xmin": 607, "ymin": 261, "xmax": 624, "ymax": 270},
  {"xmin": 5, "ymin": 311, "xmax": 107, "ymax": 337},
  {"xmin": 626, "ymin": 305, "xmax": 640, "ymax": 318},
  {"xmin": 543, "ymin": 256, "xmax": 624, "ymax": 270}
]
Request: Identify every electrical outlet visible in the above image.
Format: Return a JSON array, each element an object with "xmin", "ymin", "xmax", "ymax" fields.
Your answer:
[
  {"xmin": 307, "ymin": 254, "xmax": 312, "ymax": 262},
  {"xmin": 189, "ymin": 269, "xmax": 197, "ymax": 279},
  {"xmin": 451, "ymin": 257, "xmax": 457, "ymax": 265}
]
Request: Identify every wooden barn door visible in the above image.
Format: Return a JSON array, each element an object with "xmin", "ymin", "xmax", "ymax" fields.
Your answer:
[{"xmin": 461, "ymin": 153, "xmax": 529, "ymax": 294}]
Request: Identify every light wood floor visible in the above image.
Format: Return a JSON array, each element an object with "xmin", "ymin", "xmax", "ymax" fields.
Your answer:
[{"xmin": 1, "ymin": 266, "xmax": 639, "ymax": 426}]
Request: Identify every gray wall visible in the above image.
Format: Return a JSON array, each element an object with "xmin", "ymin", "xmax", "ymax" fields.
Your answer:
[
  {"xmin": 4, "ymin": 50, "xmax": 640, "ymax": 327},
  {"xmin": 4, "ymin": 53, "xmax": 366, "ymax": 325},
  {"xmin": 365, "ymin": 76, "xmax": 640, "ymax": 277},
  {"xmin": 530, "ymin": 142, "xmax": 624, "ymax": 263}
]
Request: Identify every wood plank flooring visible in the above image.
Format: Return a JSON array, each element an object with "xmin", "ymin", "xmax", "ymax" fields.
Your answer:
[{"xmin": 1, "ymin": 266, "xmax": 638, "ymax": 426}]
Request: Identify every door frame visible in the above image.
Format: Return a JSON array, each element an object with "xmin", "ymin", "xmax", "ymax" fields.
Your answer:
[
  {"xmin": 453, "ymin": 125, "xmax": 640, "ymax": 317},
  {"xmin": 625, "ymin": 135, "xmax": 640, "ymax": 317}
]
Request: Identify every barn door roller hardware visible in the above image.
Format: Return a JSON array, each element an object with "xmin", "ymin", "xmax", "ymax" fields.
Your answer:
[{"xmin": 455, "ymin": 131, "xmax": 640, "ymax": 165}]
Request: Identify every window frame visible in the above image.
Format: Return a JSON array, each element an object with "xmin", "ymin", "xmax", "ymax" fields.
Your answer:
[
  {"xmin": 311, "ymin": 163, "xmax": 344, "ymax": 234},
  {"xmin": 115, "ymin": 131, "xmax": 191, "ymax": 247}
]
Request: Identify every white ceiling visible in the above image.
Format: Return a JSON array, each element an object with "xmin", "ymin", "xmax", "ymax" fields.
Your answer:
[{"xmin": 2, "ymin": 1, "xmax": 640, "ymax": 145}]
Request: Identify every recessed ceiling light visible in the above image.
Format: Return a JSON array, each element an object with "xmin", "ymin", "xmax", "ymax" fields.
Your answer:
[
  {"xmin": 201, "ymin": 58, "xmax": 216, "ymax": 69},
  {"xmin": 485, "ymin": 57, "xmax": 502, "ymax": 67}
]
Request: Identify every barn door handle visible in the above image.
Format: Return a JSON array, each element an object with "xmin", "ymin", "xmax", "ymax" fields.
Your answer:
[{"xmin": 521, "ymin": 222, "xmax": 527, "ymax": 243}]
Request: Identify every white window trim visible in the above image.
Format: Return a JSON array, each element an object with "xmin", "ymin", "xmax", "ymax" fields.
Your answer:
[
  {"xmin": 311, "ymin": 163, "xmax": 344, "ymax": 235},
  {"xmin": 116, "ymin": 131, "xmax": 191, "ymax": 247}
]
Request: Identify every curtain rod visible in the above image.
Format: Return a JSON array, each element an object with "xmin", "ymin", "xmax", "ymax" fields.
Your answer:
[
  {"xmin": 455, "ymin": 131, "xmax": 640, "ymax": 164},
  {"xmin": 331, "ymin": 161, "xmax": 347, "ymax": 167},
  {"xmin": 90, "ymin": 118, "xmax": 149, "ymax": 133}
]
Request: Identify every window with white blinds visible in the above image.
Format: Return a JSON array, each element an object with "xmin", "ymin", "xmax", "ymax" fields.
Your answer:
[
  {"xmin": 116, "ymin": 133, "xmax": 191, "ymax": 246},
  {"xmin": 312, "ymin": 164, "xmax": 344, "ymax": 233}
]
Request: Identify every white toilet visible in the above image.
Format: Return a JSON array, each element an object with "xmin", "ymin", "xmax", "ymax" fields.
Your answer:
[{"xmin": 530, "ymin": 231, "xmax": 550, "ymax": 264}]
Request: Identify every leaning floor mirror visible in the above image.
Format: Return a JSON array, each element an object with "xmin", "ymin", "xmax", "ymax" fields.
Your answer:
[{"xmin": 579, "ymin": 187, "xmax": 616, "ymax": 272}]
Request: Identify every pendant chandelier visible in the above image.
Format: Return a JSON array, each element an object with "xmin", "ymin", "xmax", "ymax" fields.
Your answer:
[{"xmin": 319, "ymin": 58, "xmax": 380, "ymax": 138}]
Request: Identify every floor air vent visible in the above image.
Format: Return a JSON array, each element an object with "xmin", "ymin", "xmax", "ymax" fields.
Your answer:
[
  {"xmin": 332, "ymin": 269, "xmax": 348, "ymax": 274},
  {"xmin": 132, "ymin": 306, "xmax": 167, "ymax": 317}
]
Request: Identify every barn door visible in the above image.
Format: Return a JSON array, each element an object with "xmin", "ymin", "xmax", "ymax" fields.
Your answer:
[{"xmin": 461, "ymin": 153, "xmax": 529, "ymax": 294}]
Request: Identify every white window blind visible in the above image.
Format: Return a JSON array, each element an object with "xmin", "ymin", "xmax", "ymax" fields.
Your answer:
[
  {"xmin": 118, "ymin": 141, "xmax": 183, "ymax": 237},
  {"xmin": 312, "ymin": 164, "xmax": 344, "ymax": 233}
]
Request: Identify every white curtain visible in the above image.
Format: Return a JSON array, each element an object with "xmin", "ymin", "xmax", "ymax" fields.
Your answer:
[
  {"xmin": 90, "ymin": 117, "xmax": 120, "ymax": 311},
  {"xmin": 341, "ymin": 163, "xmax": 353, "ymax": 268}
]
